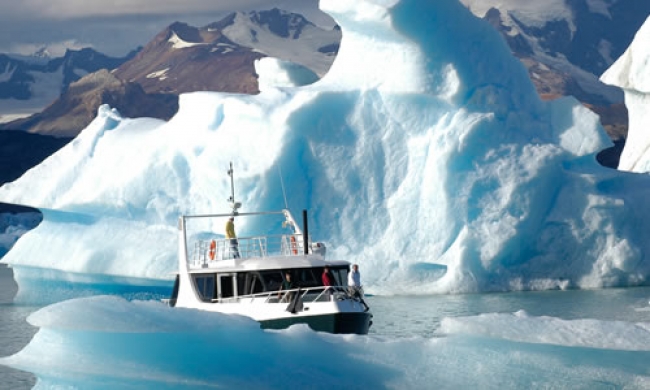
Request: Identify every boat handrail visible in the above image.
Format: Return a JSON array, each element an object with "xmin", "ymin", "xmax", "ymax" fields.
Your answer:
[
  {"xmin": 182, "ymin": 210, "xmax": 286, "ymax": 220},
  {"xmin": 210, "ymin": 285, "xmax": 354, "ymax": 304},
  {"xmin": 189, "ymin": 234, "xmax": 306, "ymax": 266}
]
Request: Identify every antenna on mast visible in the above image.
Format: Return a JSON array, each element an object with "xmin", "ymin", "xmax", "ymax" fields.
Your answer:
[
  {"xmin": 227, "ymin": 162, "xmax": 241, "ymax": 214},
  {"xmin": 279, "ymin": 164, "xmax": 289, "ymax": 210}
]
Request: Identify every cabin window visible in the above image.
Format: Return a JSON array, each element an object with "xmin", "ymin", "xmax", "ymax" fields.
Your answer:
[
  {"xmin": 218, "ymin": 274, "xmax": 235, "ymax": 299},
  {"xmin": 331, "ymin": 267, "xmax": 349, "ymax": 287},
  {"xmin": 237, "ymin": 273, "xmax": 247, "ymax": 296},
  {"xmin": 297, "ymin": 268, "xmax": 317, "ymax": 287},
  {"xmin": 246, "ymin": 273, "xmax": 264, "ymax": 295},
  {"xmin": 194, "ymin": 275, "xmax": 215, "ymax": 302},
  {"xmin": 261, "ymin": 271, "xmax": 284, "ymax": 292}
]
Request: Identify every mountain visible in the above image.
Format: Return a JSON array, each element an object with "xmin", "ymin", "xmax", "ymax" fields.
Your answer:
[
  {"xmin": 463, "ymin": 0, "xmax": 650, "ymax": 141},
  {"xmin": 0, "ymin": 9, "xmax": 339, "ymax": 125},
  {"xmin": 0, "ymin": 9, "xmax": 340, "ymax": 138},
  {"xmin": 0, "ymin": 69, "xmax": 178, "ymax": 138},
  {"xmin": 113, "ymin": 9, "xmax": 340, "ymax": 95},
  {"xmin": 113, "ymin": 21, "xmax": 264, "ymax": 95},
  {"xmin": 0, "ymin": 48, "xmax": 137, "ymax": 124},
  {"xmin": 208, "ymin": 8, "xmax": 340, "ymax": 76}
]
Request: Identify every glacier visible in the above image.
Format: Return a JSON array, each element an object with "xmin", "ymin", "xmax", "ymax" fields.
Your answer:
[{"xmin": 1, "ymin": 0, "xmax": 650, "ymax": 300}]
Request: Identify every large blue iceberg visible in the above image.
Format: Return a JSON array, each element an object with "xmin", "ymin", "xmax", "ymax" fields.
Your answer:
[{"xmin": 1, "ymin": 0, "xmax": 650, "ymax": 297}]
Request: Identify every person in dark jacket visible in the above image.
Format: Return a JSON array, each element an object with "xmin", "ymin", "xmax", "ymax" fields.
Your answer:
[{"xmin": 278, "ymin": 271, "xmax": 296, "ymax": 302}]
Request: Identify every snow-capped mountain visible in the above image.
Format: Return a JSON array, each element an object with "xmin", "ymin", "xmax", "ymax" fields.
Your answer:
[
  {"xmin": 212, "ymin": 8, "xmax": 340, "ymax": 76},
  {"xmin": 114, "ymin": 9, "xmax": 340, "ymax": 96},
  {"xmin": 463, "ymin": 0, "xmax": 650, "ymax": 106},
  {"xmin": 0, "ymin": 9, "xmax": 340, "ymax": 139},
  {"xmin": 0, "ymin": 48, "xmax": 136, "ymax": 124}
]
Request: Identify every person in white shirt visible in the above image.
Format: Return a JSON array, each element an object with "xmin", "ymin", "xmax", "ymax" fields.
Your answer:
[{"xmin": 347, "ymin": 264, "xmax": 369, "ymax": 312}]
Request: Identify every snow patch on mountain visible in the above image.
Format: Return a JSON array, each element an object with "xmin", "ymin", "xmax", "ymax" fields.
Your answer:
[
  {"xmin": 586, "ymin": 0, "xmax": 613, "ymax": 19},
  {"xmin": 169, "ymin": 32, "xmax": 207, "ymax": 50},
  {"xmin": 0, "ymin": 67, "xmax": 64, "ymax": 124},
  {"xmin": 146, "ymin": 68, "xmax": 170, "ymax": 81},
  {"xmin": 0, "ymin": 63, "xmax": 16, "ymax": 82},
  {"xmin": 462, "ymin": 0, "xmax": 575, "ymax": 32},
  {"xmin": 221, "ymin": 11, "xmax": 340, "ymax": 77}
]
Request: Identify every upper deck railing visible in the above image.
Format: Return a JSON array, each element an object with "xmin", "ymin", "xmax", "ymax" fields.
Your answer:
[{"xmin": 188, "ymin": 234, "xmax": 307, "ymax": 268}]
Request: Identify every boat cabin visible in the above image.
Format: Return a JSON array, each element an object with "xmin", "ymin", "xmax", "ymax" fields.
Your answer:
[{"xmin": 192, "ymin": 265, "xmax": 349, "ymax": 302}]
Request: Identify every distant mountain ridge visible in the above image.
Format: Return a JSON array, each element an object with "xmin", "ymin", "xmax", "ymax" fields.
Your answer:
[
  {"xmin": 0, "ymin": 48, "xmax": 137, "ymax": 123},
  {"xmin": 0, "ymin": 8, "xmax": 340, "ymax": 138},
  {"xmin": 465, "ymin": 0, "xmax": 650, "ymax": 106},
  {"xmin": 3, "ymin": 69, "xmax": 178, "ymax": 138},
  {"xmin": 113, "ymin": 21, "xmax": 264, "ymax": 95},
  {"xmin": 114, "ymin": 8, "xmax": 340, "ymax": 96}
]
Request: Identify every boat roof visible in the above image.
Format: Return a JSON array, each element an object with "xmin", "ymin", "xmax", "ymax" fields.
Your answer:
[{"xmin": 187, "ymin": 255, "xmax": 350, "ymax": 274}]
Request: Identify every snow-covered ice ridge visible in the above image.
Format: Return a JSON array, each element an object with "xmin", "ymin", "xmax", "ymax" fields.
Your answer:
[
  {"xmin": 2, "ymin": 0, "xmax": 650, "ymax": 295},
  {"xmin": 602, "ymin": 16, "xmax": 650, "ymax": 173}
]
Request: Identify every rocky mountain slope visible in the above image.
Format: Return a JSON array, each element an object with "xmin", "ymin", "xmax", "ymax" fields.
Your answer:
[
  {"xmin": 465, "ymin": 0, "xmax": 650, "ymax": 141},
  {"xmin": 0, "ymin": 70, "xmax": 178, "ymax": 137},
  {"xmin": 1, "ymin": 9, "xmax": 340, "ymax": 137},
  {"xmin": 113, "ymin": 9, "xmax": 339, "ymax": 95}
]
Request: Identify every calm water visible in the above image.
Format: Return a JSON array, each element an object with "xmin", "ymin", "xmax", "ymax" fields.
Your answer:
[
  {"xmin": 0, "ymin": 264, "xmax": 36, "ymax": 390},
  {"xmin": 2, "ymin": 263, "xmax": 650, "ymax": 389},
  {"xmin": 369, "ymin": 287, "xmax": 650, "ymax": 338}
]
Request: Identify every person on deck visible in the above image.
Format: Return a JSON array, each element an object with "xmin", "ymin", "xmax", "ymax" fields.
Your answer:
[
  {"xmin": 225, "ymin": 216, "xmax": 240, "ymax": 258},
  {"xmin": 278, "ymin": 271, "xmax": 296, "ymax": 302},
  {"xmin": 347, "ymin": 264, "xmax": 370, "ymax": 312},
  {"xmin": 322, "ymin": 265, "xmax": 335, "ymax": 300}
]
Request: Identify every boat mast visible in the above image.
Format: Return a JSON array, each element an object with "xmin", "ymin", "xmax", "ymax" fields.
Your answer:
[{"xmin": 227, "ymin": 162, "xmax": 241, "ymax": 214}]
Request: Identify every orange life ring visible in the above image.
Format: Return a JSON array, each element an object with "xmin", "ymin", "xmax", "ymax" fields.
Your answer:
[
  {"xmin": 209, "ymin": 240, "xmax": 216, "ymax": 260},
  {"xmin": 290, "ymin": 236, "xmax": 298, "ymax": 255}
]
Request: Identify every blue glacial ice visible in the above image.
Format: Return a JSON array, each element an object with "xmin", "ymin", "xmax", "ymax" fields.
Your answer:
[
  {"xmin": 1, "ymin": 295, "xmax": 649, "ymax": 389},
  {"xmin": 1, "ymin": 0, "xmax": 650, "ymax": 299},
  {"xmin": 601, "ymin": 15, "xmax": 650, "ymax": 172}
]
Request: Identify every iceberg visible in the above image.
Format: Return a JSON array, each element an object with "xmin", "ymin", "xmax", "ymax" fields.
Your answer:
[
  {"xmin": 1, "ymin": 295, "xmax": 648, "ymax": 389},
  {"xmin": 601, "ymin": 16, "xmax": 650, "ymax": 172},
  {"xmin": 1, "ymin": 0, "xmax": 650, "ymax": 299}
]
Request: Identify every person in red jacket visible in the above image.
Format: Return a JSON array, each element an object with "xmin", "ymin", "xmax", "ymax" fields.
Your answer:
[{"xmin": 322, "ymin": 265, "xmax": 335, "ymax": 300}]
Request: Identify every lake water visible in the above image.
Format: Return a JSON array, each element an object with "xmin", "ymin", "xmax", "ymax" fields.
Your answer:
[
  {"xmin": 0, "ymin": 264, "xmax": 36, "ymax": 390},
  {"xmin": 2, "ymin": 263, "xmax": 650, "ymax": 389}
]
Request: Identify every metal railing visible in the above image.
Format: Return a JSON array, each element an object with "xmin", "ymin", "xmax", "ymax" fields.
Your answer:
[
  {"xmin": 210, "ymin": 285, "xmax": 361, "ymax": 304},
  {"xmin": 189, "ymin": 234, "xmax": 304, "ymax": 267}
]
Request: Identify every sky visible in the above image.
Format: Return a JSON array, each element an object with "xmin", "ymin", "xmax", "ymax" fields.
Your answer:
[{"xmin": 0, "ymin": 0, "xmax": 334, "ymax": 57}]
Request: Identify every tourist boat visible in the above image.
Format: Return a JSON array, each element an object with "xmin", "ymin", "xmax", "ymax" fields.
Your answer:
[{"xmin": 168, "ymin": 163, "xmax": 372, "ymax": 334}]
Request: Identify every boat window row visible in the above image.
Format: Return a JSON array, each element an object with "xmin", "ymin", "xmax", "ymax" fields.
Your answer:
[{"xmin": 193, "ymin": 266, "xmax": 349, "ymax": 302}]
